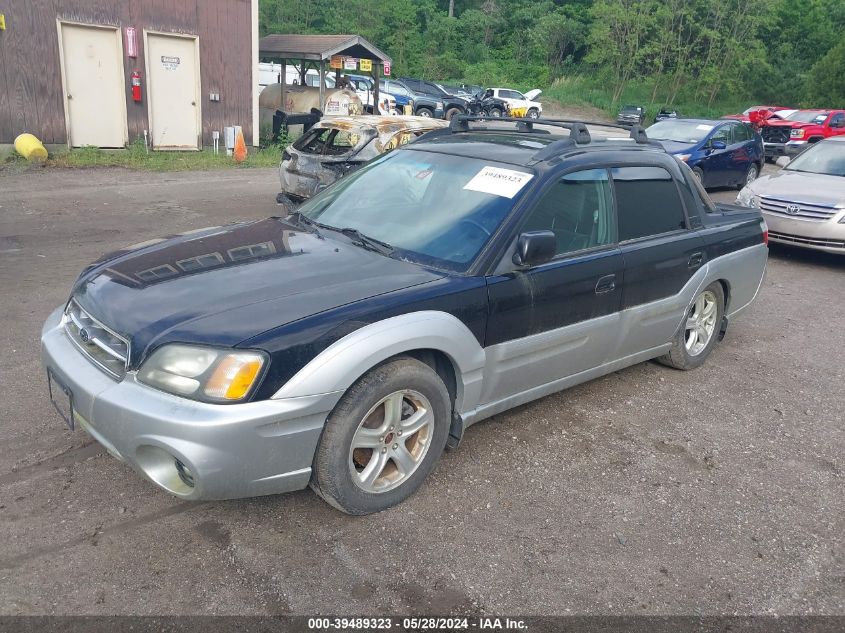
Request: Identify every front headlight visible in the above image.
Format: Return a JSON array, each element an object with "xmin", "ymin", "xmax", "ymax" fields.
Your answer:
[
  {"xmin": 736, "ymin": 186, "xmax": 758, "ymax": 208},
  {"xmin": 677, "ymin": 153, "xmax": 691, "ymax": 162},
  {"xmin": 791, "ymin": 129, "xmax": 805, "ymax": 138},
  {"xmin": 138, "ymin": 344, "xmax": 267, "ymax": 403}
]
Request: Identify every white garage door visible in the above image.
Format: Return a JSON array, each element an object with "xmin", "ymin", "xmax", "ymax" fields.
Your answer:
[
  {"xmin": 146, "ymin": 33, "xmax": 201, "ymax": 150},
  {"xmin": 59, "ymin": 23, "xmax": 127, "ymax": 148}
]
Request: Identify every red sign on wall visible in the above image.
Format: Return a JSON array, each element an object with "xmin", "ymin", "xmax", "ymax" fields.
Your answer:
[
  {"xmin": 383, "ymin": 61, "xmax": 391, "ymax": 76},
  {"xmin": 125, "ymin": 26, "xmax": 137, "ymax": 58}
]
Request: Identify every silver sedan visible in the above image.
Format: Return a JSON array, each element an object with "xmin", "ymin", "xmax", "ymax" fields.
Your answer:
[{"xmin": 737, "ymin": 137, "xmax": 845, "ymax": 254}]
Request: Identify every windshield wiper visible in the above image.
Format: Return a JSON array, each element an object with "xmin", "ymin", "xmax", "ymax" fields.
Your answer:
[
  {"xmin": 284, "ymin": 211, "xmax": 323, "ymax": 237},
  {"xmin": 329, "ymin": 226, "xmax": 394, "ymax": 256}
]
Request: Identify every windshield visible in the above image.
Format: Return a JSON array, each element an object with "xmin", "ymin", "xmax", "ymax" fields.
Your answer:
[
  {"xmin": 786, "ymin": 111, "xmax": 828, "ymax": 124},
  {"xmin": 743, "ymin": 106, "xmax": 768, "ymax": 115},
  {"xmin": 297, "ymin": 150, "xmax": 534, "ymax": 271},
  {"xmin": 621, "ymin": 106, "xmax": 642, "ymax": 113},
  {"xmin": 785, "ymin": 141, "xmax": 845, "ymax": 177},
  {"xmin": 647, "ymin": 120, "xmax": 715, "ymax": 143}
]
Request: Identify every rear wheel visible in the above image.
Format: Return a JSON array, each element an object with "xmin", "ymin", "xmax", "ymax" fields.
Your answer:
[
  {"xmin": 658, "ymin": 282, "xmax": 724, "ymax": 370},
  {"xmin": 310, "ymin": 358, "xmax": 451, "ymax": 515}
]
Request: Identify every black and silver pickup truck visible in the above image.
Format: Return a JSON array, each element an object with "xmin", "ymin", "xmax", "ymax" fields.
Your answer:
[{"xmin": 41, "ymin": 118, "xmax": 768, "ymax": 515}]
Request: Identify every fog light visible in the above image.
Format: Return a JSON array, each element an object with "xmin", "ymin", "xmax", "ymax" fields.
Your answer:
[
  {"xmin": 175, "ymin": 459, "xmax": 195, "ymax": 488},
  {"xmin": 135, "ymin": 445, "xmax": 195, "ymax": 496}
]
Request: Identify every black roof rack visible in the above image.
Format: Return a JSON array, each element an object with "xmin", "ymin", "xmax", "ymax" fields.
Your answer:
[{"xmin": 449, "ymin": 115, "xmax": 652, "ymax": 146}]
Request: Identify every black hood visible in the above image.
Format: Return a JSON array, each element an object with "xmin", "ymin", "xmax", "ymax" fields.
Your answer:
[{"xmin": 72, "ymin": 218, "xmax": 442, "ymax": 365}]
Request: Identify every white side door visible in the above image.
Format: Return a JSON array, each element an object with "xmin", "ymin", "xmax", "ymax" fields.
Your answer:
[
  {"xmin": 145, "ymin": 32, "xmax": 201, "ymax": 150},
  {"xmin": 59, "ymin": 23, "xmax": 127, "ymax": 148}
]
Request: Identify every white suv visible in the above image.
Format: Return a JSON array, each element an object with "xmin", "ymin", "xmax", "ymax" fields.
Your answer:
[{"xmin": 488, "ymin": 88, "xmax": 543, "ymax": 119}]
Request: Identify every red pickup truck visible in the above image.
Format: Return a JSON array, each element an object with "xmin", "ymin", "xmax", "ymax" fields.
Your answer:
[{"xmin": 760, "ymin": 109, "xmax": 845, "ymax": 159}]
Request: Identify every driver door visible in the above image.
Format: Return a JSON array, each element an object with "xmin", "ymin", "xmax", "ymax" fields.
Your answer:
[
  {"xmin": 700, "ymin": 124, "xmax": 734, "ymax": 188},
  {"xmin": 482, "ymin": 168, "xmax": 624, "ymax": 405}
]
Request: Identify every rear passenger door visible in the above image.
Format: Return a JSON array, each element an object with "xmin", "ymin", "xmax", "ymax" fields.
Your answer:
[
  {"xmin": 611, "ymin": 165, "xmax": 706, "ymax": 358},
  {"xmin": 482, "ymin": 168, "xmax": 624, "ymax": 403}
]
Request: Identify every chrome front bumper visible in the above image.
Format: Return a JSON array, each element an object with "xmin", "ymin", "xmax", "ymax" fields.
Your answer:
[
  {"xmin": 762, "ymin": 212, "xmax": 845, "ymax": 254},
  {"xmin": 764, "ymin": 140, "xmax": 807, "ymax": 157},
  {"xmin": 40, "ymin": 307, "xmax": 342, "ymax": 500}
]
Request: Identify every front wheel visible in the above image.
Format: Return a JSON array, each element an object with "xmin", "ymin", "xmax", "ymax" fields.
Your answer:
[
  {"xmin": 657, "ymin": 282, "xmax": 724, "ymax": 370},
  {"xmin": 444, "ymin": 107, "xmax": 462, "ymax": 121},
  {"xmin": 737, "ymin": 163, "xmax": 758, "ymax": 190},
  {"xmin": 692, "ymin": 166, "xmax": 705, "ymax": 188},
  {"xmin": 487, "ymin": 107, "xmax": 503, "ymax": 118},
  {"xmin": 416, "ymin": 107, "xmax": 433, "ymax": 118},
  {"xmin": 310, "ymin": 358, "xmax": 451, "ymax": 514},
  {"xmin": 527, "ymin": 108, "xmax": 540, "ymax": 119}
]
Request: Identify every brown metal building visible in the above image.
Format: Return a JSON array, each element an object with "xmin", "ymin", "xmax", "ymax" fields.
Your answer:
[{"xmin": 0, "ymin": 0, "xmax": 258, "ymax": 151}]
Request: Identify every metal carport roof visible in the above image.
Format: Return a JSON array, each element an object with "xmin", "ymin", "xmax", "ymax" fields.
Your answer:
[{"xmin": 258, "ymin": 34, "xmax": 392, "ymax": 63}]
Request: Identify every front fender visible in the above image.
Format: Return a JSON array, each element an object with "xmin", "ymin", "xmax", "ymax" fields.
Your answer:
[{"xmin": 271, "ymin": 311, "xmax": 486, "ymax": 415}]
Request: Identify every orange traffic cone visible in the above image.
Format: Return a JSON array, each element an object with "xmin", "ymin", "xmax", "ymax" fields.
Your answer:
[{"xmin": 233, "ymin": 128, "xmax": 248, "ymax": 163}]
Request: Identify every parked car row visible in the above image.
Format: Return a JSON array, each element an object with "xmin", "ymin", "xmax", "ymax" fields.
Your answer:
[{"xmin": 611, "ymin": 99, "xmax": 838, "ymax": 196}]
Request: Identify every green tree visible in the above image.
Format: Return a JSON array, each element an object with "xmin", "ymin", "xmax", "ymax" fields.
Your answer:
[{"xmin": 804, "ymin": 38, "xmax": 845, "ymax": 106}]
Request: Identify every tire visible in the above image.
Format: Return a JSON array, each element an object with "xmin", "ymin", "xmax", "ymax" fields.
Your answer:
[
  {"xmin": 310, "ymin": 357, "xmax": 451, "ymax": 515},
  {"xmin": 488, "ymin": 107, "xmax": 503, "ymax": 118},
  {"xmin": 658, "ymin": 282, "xmax": 725, "ymax": 371},
  {"xmin": 737, "ymin": 163, "xmax": 758, "ymax": 190},
  {"xmin": 445, "ymin": 107, "xmax": 462, "ymax": 121},
  {"xmin": 527, "ymin": 108, "xmax": 540, "ymax": 119},
  {"xmin": 416, "ymin": 107, "xmax": 433, "ymax": 118},
  {"xmin": 692, "ymin": 167, "xmax": 705, "ymax": 187}
]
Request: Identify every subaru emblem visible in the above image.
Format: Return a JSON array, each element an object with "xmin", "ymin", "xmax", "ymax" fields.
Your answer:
[
  {"xmin": 79, "ymin": 327, "xmax": 91, "ymax": 343},
  {"xmin": 786, "ymin": 203, "xmax": 800, "ymax": 215}
]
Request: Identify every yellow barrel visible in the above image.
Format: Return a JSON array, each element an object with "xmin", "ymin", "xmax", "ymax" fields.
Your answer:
[
  {"xmin": 510, "ymin": 107, "xmax": 528, "ymax": 118},
  {"xmin": 403, "ymin": 104, "xmax": 413, "ymax": 115},
  {"xmin": 14, "ymin": 133, "xmax": 48, "ymax": 162}
]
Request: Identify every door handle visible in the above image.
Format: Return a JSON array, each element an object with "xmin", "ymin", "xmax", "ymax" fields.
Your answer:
[
  {"xmin": 688, "ymin": 252, "xmax": 704, "ymax": 269},
  {"xmin": 595, "ymin": 274, "xmax": 616, "ymax": 294}
]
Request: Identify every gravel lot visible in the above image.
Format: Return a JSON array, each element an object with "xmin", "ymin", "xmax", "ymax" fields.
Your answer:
[{"xmin": 0, "ymin": 164, "xmax": 842, "ymax": 616}]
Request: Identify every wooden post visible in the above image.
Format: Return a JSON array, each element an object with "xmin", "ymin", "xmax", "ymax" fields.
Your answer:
[
  {"xmin": 299, "ymin": 63, "xmax": 306, "ymax": 86},
  {"xmin": 372, "ymin": 62, "xmax": 380, "ymax": 115}
]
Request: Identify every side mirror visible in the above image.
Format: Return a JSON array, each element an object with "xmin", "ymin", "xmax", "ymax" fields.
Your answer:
[
  {"xmin": 513, "ymin": 231, "xmax": 556, "ymax": 268},
  {"xmin": 711, "ymin": 140, "xmax": 727, "ymax": 150},
  {"xmin": 776, "ymin": 156, "xmax": 791, "ymax": 168}
]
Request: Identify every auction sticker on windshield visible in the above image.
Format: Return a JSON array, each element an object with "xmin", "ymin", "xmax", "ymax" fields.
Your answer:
[{"xmin": 464, "ymin": 166, "xmax": 534, "ymax": 198}]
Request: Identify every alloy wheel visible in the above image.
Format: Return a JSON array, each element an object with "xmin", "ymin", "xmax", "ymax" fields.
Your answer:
[
  {"xmin": 685, "ymin": 290, "xmax": 718, "ymax": 356},
  {"xmin": 348, "ymin": 390, "xmax": 434, "ymax": 493},
  {"xmin": 746, "ymin": 164, "xmax": 758, "ymax": 185}
]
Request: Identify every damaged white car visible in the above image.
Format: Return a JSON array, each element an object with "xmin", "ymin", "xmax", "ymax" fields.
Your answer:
[{"xmin": 276, "ymin": 116, "xmax": 448, "ymax": 206}]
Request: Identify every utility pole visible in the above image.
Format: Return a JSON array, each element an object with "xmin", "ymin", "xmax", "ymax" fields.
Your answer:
[{"xmin": 448, "ymin": 0, "xmax": 454, "ymax": 18}]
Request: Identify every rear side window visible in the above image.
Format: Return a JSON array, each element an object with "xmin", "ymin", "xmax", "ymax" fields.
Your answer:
[{"xmin": 611, "ymin": 166, "xmax": 687, "ymax": 241}]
